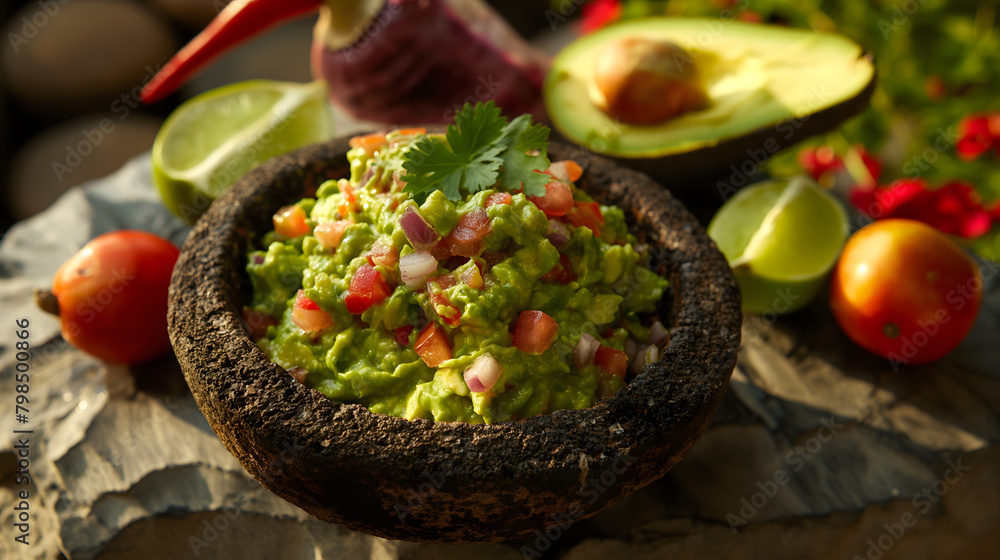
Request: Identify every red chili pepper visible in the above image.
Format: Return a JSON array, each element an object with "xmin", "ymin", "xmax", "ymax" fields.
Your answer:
[{"xmin": 141, "ymin": 0, "xmax": 321, "ymax": 103}]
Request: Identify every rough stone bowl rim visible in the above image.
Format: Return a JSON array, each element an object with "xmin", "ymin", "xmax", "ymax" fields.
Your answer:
[{"xmin": 168, "ymin": 134, "xmax": 742, "ymax": 542}]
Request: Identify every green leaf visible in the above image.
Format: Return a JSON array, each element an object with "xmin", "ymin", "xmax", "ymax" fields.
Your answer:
[
  {"xmin": 499, "ymin": 114, "xmax": 551, "ymax": 197},
  {"xmin": 401, "ymin": 101, "xmax": 553, "ymax": 202}
]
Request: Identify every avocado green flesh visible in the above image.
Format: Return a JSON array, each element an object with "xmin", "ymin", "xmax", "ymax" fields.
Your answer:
[
  {"xmin": 545, "ymin": 18, "xmax": 875, "ymax": 158},
  {"xmin": 245, "ymin": 135, "xmax": 669, "ymax": 424}
]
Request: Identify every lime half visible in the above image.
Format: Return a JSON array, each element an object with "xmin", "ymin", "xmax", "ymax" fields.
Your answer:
[
  {"xmin": 152, "ymin": 79, "xmax": 333, "ymax": 225},
  {"xmin": 708, "ymin": 177, "xmax": 848, "ymax": 315}
]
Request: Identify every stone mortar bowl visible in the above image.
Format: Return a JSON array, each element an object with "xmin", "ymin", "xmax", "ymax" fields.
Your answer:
[{"xmin": 168, "ymin": 135, "xmax": 742, "ymax": 543}]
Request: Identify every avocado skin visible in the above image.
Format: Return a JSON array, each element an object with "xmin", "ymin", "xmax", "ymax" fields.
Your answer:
[
  {"xmin": 559, "ymin": 67, "xmax": 878, "ymax": 195},
  {"xmin": 168, "ymin": 136, "xmax": 742, "ymax": 542}
]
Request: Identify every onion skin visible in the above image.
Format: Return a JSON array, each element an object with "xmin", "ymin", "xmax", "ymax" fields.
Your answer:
[{"xmin": 312, "ymin": 0, "xmax": 548, "ymax": 124}]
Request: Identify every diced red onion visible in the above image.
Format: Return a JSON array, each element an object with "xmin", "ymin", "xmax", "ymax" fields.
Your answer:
[
  {"xmin": 400, "ymin": 206, "xmax": 440, "ymax": 250},
  {"xmin": 464, "ymin": 353, "xmax": 502, "ymax": 393},
  {"xmin": 547, "ymin": 219, "xmax": 571, "ymax": 247},
  {"xmin": 400, "ymin": 252, "xmax": 438, "ymax": 289},
  {"xmin": 630, "ymin": 344, "xmax": 659, "ymax": 375},
  {"xmin": 648, "ymin": 320, "xmax": 668, "ymax": 346},
  {"xmin": 573, "ymin": 333, "xmax": 600, "ymax": 366}
]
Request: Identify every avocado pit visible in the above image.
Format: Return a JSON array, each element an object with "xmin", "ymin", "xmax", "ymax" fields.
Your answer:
[{"xmin": 591, "ymin": 37, "xmax": 707, "ymax": 125}]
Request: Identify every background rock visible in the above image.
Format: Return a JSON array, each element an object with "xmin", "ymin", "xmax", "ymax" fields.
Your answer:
[{"xmin": 1, "ymin": 155, "xmax": 998, "ymax": 559}]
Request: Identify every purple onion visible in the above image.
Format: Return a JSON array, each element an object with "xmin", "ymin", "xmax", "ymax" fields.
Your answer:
[
  {"xmin": 400, "ymin": 206, "xmax": 440, "ymax": 251},
  {"xmin": 648, "ymin": 320, "xmax": 668, "ymax": 346},
  {"xmin": 629, "ymin": 345, "xmax": 659, "ymax": 375},
  {"xmin": 464, "ymin": 353, "xmax": 502, "ymax": 393},
  {"xmin": 547, "ymin": 219, "xmax": 571, "ymax": 247},
  {"xmin": 573, "ymin": 333, "xmax": 600, "ymax": 366}
]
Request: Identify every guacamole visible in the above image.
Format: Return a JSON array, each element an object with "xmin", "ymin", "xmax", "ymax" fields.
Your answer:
[{"xmin": 245, "ymin": 122, "xmax": 669, "ymax": 424}]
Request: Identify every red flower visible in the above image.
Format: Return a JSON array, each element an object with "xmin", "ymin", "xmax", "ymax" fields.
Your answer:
[
  {"xmin": 956, "ymin": 113, "xmax": 1000, "ymax": 161},
  {"xmin": 798, "ymin": 146, "xmax": 842, "ymax": 181},
  {"xmin": 850, "ymin": 179, "xmax": 993, "ymax": 239},
  {"xmin": 798, "ymin": 145, "xmax": 880, "ymax": 186},
  {"xmin": 581, "ymin": 0, "xmax": 623, "ymax": 33}
]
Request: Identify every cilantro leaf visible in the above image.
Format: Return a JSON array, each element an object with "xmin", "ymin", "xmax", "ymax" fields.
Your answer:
[
  {"xmin": 401, "ymin": 101, "xmax": 552, "ymax": 202},
  {"xmin": 498, "ymin": 114, "xmax": 551, "ymax": 198},
  {"xmin": 402, "ymin": 102, "xmax": 507, "ymax": 202}
]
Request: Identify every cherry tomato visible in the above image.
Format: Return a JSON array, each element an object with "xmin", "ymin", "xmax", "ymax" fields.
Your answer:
[
  {"xmin": 50, "ymin": 230, "xmax": 180, "ymax": 364},
  {"xmin": 829, "ymin": 219, "xmax": 982, "ymax": 365}
]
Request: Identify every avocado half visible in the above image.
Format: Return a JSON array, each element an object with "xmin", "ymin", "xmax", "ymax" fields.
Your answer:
[
  {"xmin": 545, "ymin": 18, "xmax": 877, "ymax": 185},
  {"xmin": 168, "ymin": 135, "xmax": 742, "ymax": 542}
]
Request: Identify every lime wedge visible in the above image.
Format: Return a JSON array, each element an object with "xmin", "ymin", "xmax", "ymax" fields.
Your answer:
[
  {"xmin": 152, "ymin": 79, "xmax": 333, "ymax": 225},
  {"xmin": 708, "ymin": 177, "xmax": 848, "ymax": 315}
]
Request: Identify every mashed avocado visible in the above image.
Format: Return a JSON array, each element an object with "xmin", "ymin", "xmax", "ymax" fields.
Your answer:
[{"xmin": 246, "ymin": 118, "xmax": 669, "ymax": 424}]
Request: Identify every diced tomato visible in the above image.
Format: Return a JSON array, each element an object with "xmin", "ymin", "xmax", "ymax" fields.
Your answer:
[
  {"xmin": 437, "ymin": 208, "xmax": 491, "ymax": 258},
  {"xmin": 394, "ymin": 325, "xmax": 414, "ymax": 346},
  {"xmin": 314, "ymin": 220, "xmax": 350, "ymax": 248},
  {"xmin": 367, "ymin": 237, "xmax": 399, "ymax": 268},
  {"xmin": 241, "ymin": 307, "xmax": 278, "ymax": 340},
  {"xmin": 428, "ymin": 274, "xmax": 456, "ymax": 289},
  {"xmin": 393, "ymin": 127, "xmax": 427, "ymax": 136},
  {"xmin": 459, "ymin": 262, "xmax": 485, "ymax": 290},
  {"xmin": 415, "ymin": 323, "xmax": 451, "ymax": 367},
  {"xmin": 292, "ymin": 290, "xmax": 333, "ymax": 333},
  {"xmin": 565, "ymin": 201, "xmax": 604, "ymax": 237},
  {"xmin": 513, "ymin": 310, "xmax": 559, "ymax": 355},
  {"xmin": 595, "ymin": 345, "xmax": 628, "ymax": 379},
  {"xmin": 540, "ymin": 253, "xmax": 576, "ymax": 285},
  {"xmin": 546, "ymin": 160, "xmax": 583, "ymax": 182},
  {"xmin": 349, "ymin": 132, "xmax": 387, "ymax": 153},
  {"xmin": 338, "ymin": 180, "xmax": 358, "ymax": 217},
  {"xmin": 427, "ymin": 275, "xmax": 460, "ymax": 326},
  {"xmin": 482, "ymin": 251, "xmax": 507, "ymax": 268},
  {"xmin": 345, "ymin": 263, "xmax": 392, "ymax": 314},
  {"xmin": 486, "ymin": 192, "xmax": 512, "ymax": 207},
  {"xmin": 529, "ymin": 181, "xmax": 574, "ymax": 217},
  {"xmin": 273, "ymin": 205, "xmax": 310, "ymax": 239}
]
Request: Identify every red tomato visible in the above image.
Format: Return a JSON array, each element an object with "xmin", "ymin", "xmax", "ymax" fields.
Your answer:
[
  {"xmin": 394, "ymin": 325, "xmax": 414, "ymax": 346},
  {"xmin": 292, "ymin": 290, "xmax": 333, "ymax": 333},
  {"xmin": 540, "ymin": 253, "xmax": 576, "ymax": 285},
  {"xmin": 427, "ymin": 275, "xmax": 461, "ymax": 326},
  {"xmin": 830, "ymin": 219, "xmax": 983, "ymax": 365},
  {"xmin": 49, "ymin": 230, "xmax": 179, "ymax": 364},
  {"xmin": 345, "ymin": 263, "xmax": 391, "ymax": 314},
  {"xmin": 565, "ymin": 201, "xmax": 604, "ymax": 237},
  {"xmin": 594, "ymin": 345, "xmax": 628, "ymax": 379},
  {"xmin": 529, "ymin": 181, "xmax": 574, "ymax": 216},
  {"xmin": 314, "ymin": 221, "xmax": 350, "ymax": 248},
  {"xmin": 546, "ymin": 160, "xmax": 583, "ymax": 182},
  {"xmin": 513, "ymin": 310, "xmax": 559, "ymax": 354},
  {"xmin": 485, "ymin": 192, "xmax": 512, "ymax": 207},
  {"xmin": 437, "ymin": 208, "xmax": 491, "ymax": 258},
  {"xmin": 273, "ymin": 205, "xmax": 310, "ymax": 239},
  {"xmin": 338, "ymin": 182, "xmax": 358, "ymax": 217},
  {"xmin": 348, "ymin": 132, "xmax": 387, "ymax": 153},
  {"xmin": 367, "ymin": 237, "xmax": 399, "ymax": 268},
  {"xmin": 459, "ymin": 262, "xmax": 485, "ymax": 290},
  {"xmin": 415, "ymin": 323, "xmax": 451, "ymax": 367}
]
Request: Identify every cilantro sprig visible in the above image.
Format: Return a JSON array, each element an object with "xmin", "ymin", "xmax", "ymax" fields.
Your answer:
[{"xmin": 402, "ymin": 102, "xmax": 551, "ymax": 202}]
